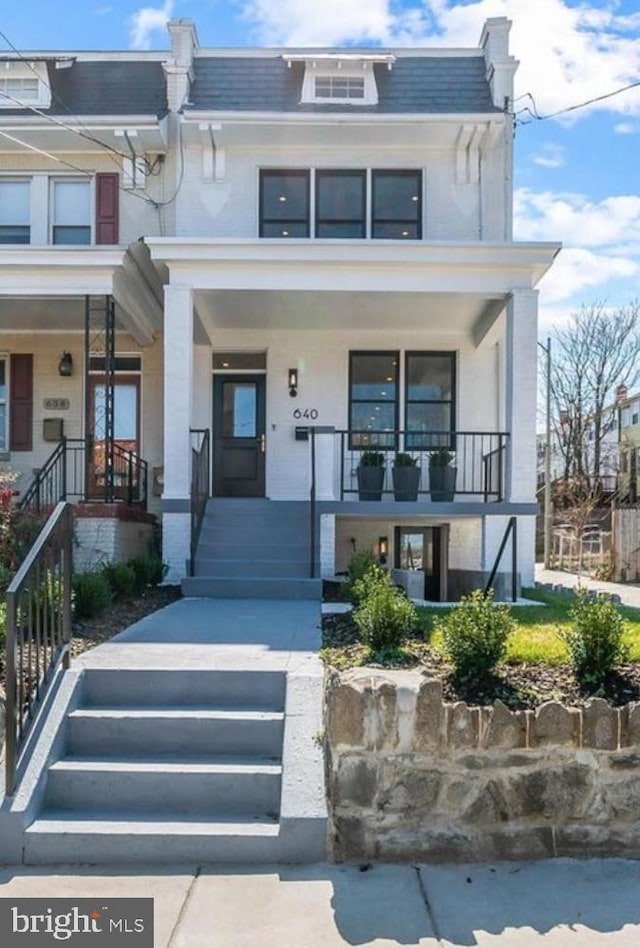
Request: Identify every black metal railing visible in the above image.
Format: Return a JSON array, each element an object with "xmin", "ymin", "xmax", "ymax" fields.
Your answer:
[
  {"xmin": 310, "ymin": 428, "xmax": 317, "ymax": 578},
  {"xmin": 190, "ymin": 429, "xmax": 210, "ymax": 574},
  {"xmin": 484, "ymin": 515, "xmax": 518, "ymax": 603},
  {"xmin": 4, "ymin": 501, "xmax": 73, "ymax": 796},
  {"xmin": 336, "ymin": 430, "xmax": 508, "ymax": 501},
  {"xmin": 18, "ymin": 438, "xmax": 148, "ymax": 514}
]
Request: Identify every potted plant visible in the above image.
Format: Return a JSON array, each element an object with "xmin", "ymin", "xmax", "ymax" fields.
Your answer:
[
  {"xmin": 429, "ymin": 447, "xmax": 457, "ymax": 502},
  {"xmin": 357, "ymin": 450, "xmax": 386, "ymax": 501},
  {"xmin": 392, "ymin": 452, "xmax": 421, "ymax": 502}
]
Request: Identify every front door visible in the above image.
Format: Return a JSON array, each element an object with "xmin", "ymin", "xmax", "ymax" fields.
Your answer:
[
  {"xmin": 213, "ymin": 374, "xmax": 266, "ymax": 497},
  {"xmin": 87, "ymin": 376, "xmax": 140, "ymax": 500},
  {"xmin": 395, "ymin": 526, "xmax": 448, "ymax": 601}
]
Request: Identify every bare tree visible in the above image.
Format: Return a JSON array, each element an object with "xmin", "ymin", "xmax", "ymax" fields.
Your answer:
[{"xmin": 544, "ymin": 301, "xmax": 640, "ymax": 490}]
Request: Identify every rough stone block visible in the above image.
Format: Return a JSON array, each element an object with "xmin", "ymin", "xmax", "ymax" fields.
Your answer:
[
  {"xmin": 609, "ymin": 750, "xmax": 640, "ymax": 769},
  {"xmin": 332, "ymin": 815, "xmax": 369, "ymax": 861},
  {"xmin": 414, "ymin": 678, "xmax": 444, "ymax": 752},
  {"xmin": 374, "ymin": 824, "xmax": 476, "ymax": 864},
  {"xmin": 601, "ymin": 773, "xmax": 640, "ymax": 820},
  {"xmin": 482, "ymin": 825, "xmax": 555, "ymax": 861},
  {"xmin": 501, "ymin": 763, "xmax": 593, "ymax": 821},
  {"xmin": 555, "ymin": 823, "xmax": 640, "ymax": 859},
  {"xmin": 373, "ymin": 680, "xmax": 397, "ymax": 750},
  {"xmin": 460, "ymin": 779, "xmax": 509, "ymax": 826},
  {"xmin": 326, "ymin": 674, "xmax": 368, "ymax": 748},
  {"xmin": 333, "ymin": 756, "xmax": 378, "ymax": 809},
  {"xmin": 625, "ymin": 702, "xmax": 640, "ymax": 746},
  {"xmin": 378, "ymin": 763, "xmax": 442, "ymax": 814},
  {"xmin": 532, "ymin": 700, "xmax": 580, "ymax": 747},
  {"xmin": 447, "ymin": 702, "xmax": 480, "ymax": 750},
  {"xmin": 583, "ymin": 698, "xmax": 618, "ymax": 750},
  {"xmin": 482, "ymin": 700, "xmax": 527, "ymax": 749}
]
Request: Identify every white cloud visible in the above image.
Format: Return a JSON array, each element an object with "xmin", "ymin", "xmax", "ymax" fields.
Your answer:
[
  {"xmin": 236, "ymin": 1, "xmax": 640, "ymax": 119},
  {"xmin": 515, "ymin": 189, "xmax": 640, "ymax": 249},
  {"xmin": 614, "ymin": 122, "xmax": 638, "ymax": 134},
  {"xmin": 537, "ymin": 248, "xmax": 638, "ymax": 304},
  {"xmin": 129, "ymin": 0, "xmax": 173, "ymax": 50},
  {"xmin": 532, "ymin": 144, "xmax": 565, "ymax": 168}
]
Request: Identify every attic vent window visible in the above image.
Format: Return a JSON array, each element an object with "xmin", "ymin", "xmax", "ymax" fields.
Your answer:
[
  {"xmin": 0, "ymin": 63, "xmax": 51, "ymax": 109},
  {"xmin": 0, "ymin": 77, "xmax": 39, "ymax": 102},
  {"xmin": 315, "ymin": 75, "xmax": 365, "ymax": 100}
]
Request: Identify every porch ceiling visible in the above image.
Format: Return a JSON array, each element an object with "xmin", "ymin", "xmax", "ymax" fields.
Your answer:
[
  {"xmin": 194, "ymin": 289, "xmax": 504, "ymax": 336},
  {"xmin": 0, "ymin": 297, "xmax": 134, "ymax": 335}
]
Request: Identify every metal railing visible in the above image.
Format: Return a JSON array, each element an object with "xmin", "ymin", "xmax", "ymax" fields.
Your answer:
[
  {"xmin": 336, "ymin": 430, "xmax": 508, "ymax": 501},
  {"xmin": 190, "ymin": 429, "xmax": 210, "ymax": 574},
  {"xmin": 18, "ymin": 437, "xmax": 148, "ymax": 514},
  {"xmin": 4, "ymin": 501, "xmax": 73, "ymax": 796},
  {"xmin": 484, "ymin": 515, "xmax": 518, "ymax": 603},
  {"xmin": 310, "ymin": 428, "xmax": 317, "ymax": 578}
]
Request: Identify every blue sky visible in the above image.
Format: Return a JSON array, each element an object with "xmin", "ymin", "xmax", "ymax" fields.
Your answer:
[{"xmin": 2, "ymin": 0, "xmax": 639, "ymax": 331}]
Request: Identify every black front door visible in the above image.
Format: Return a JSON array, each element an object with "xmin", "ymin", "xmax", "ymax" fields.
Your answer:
[
  {"xmin": 213, "ymin": 374, "xmax": 266, "ymax": 497},
  {"xmin": 395, "ymin": 526, "xmax": 448, "ymax": 601}
]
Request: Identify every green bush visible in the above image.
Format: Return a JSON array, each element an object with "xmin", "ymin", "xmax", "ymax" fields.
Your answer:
[
  {"xmin": 345, "ymin": 551, "xmax": 379, "ymax": 604},
  {"xmin": 73, "ymin": 570, "xmax": 111, "ymax": 620},
  {"xmin": 437, "ymin": 589, "xmax": 514, "ymax": 681},
  {"xmin": 102, "ymin": 561, "xmax": 137, "ymax": 598},
  {"xmin": 563, "ymin": 589, "xmax": 629, "ymax": 688},
  {"xmin": 353, "ymin": 570, "xmax": 418, "ymax": 652},
  {"xmin": 128, "ymin": 554, "xmax": 168, "ymax": 591}
]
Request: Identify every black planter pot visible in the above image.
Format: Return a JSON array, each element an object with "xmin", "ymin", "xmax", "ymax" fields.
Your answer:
[
  {"xmin": 392, "ymin": 465, "xmax": 421, "ymax": 502},
  {"xmin": 357, "ymin": 466, "xmax": 385, "ymax": 501},
  {"xmin": 429, "ymin": 465, "xmax": 457, "ymax": 502}
]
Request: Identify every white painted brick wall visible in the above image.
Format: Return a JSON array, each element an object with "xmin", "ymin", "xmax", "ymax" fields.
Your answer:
[
  {"xmin": 74, "ymin": 518, "xmax": 155, "ymax": 573},
  {"xmin": 320, "ymin": 513, "xmax": 336, "ymax": 578},
  {"xmin": 162, "ymin": 511, "xmax": 190, "ymax": 583}
]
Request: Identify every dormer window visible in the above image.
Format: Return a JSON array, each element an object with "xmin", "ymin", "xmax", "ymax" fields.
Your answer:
[
  {"xmin": 284, "ymin": 53, "xmax": 395, "ymax": 107},
  {"xmin": 0, "ymin": 62, "xmax": 51, "ymax": 109}
]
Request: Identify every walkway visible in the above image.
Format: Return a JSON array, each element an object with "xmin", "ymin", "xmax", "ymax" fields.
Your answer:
[
  {"xmin": 535, "ymin": 565, "xmax": 640, "ymax": 609},
  {"xmin": 1, "ymin": 859, "xmax": 639, "ymax": 945}
]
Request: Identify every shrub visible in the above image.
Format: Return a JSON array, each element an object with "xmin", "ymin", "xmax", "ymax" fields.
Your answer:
[
  {"xmin": 102, "ymin": 561, "xmax": 137, "ymax": 598},
  {"xmin": 128, "ymin": 554, "xmax": 168, "ymax": 590},
  {"xmin": 353, "ymin": 570, "xmax": 418, "ymax": 651},
  {"xmin": 73, "ymin": 570, "xmax": 111, "ymax": 620},
  {"xmin": 563, "ymin": 589, "xmax": 629, "ymax": 688},
  {"xmin": 344, "ymin": 551, "xmax": 379, "ymax": 604},
  {"xmin": 437, "ymin": 589, "xmax": 514, "ymax": 681}
]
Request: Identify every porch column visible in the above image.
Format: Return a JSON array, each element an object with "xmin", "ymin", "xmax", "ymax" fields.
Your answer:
[
  {"xmin": 505, "ymin": 289, "xmax": 538, "ymax": 503},
  {"xmin": 162, "ymin": 284, "xmax": 194, "ymax": 582},
  {"xmin": 314, "ymin": 427, "xmax": 337, "ymax": 501}
]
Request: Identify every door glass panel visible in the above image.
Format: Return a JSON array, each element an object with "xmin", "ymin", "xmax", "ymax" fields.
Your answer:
[
  {"xmin": 399, "ymin": 532, "xmax": 424, "ymax": 571},
  {"xmin": 93, "ymin": 383, "xmax": 138, "ymax": 448},
  {"xmin": 223, "ymin": 382, "xmax": 257, "ymax": 438}
]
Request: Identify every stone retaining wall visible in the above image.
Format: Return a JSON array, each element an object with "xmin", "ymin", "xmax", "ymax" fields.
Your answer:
[{"xmin": 326, "ymin": 668, "xmax": 640, "ymax": 863}]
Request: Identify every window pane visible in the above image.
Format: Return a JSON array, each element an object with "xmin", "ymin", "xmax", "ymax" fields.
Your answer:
[
  {"xmin": 53, "ymin": 180, "xmax": 91, "ymax": 225},
  {"xmin": 0, "ymin": 225, "xmax": 30, "ymax": 244},
  {"xmin": 406, "ymin": 403, "xmax": 451, "ymax": 435},
  {"xmin": 407, "ymin": 354, "xmax": 453, "ymax": 400},
  {"xmin": 372, "ymin": 222, "xmax": 419, "ymax": 239},
  {"xmin": 315, "ymin": 76, "xmax": 365, "ymax": 99},
  {"xmin": 53, "ymin": 225, "xmax": 91, "ymax": 245},
  {"xmin": 0, "ymin": 181, "xmax": 30, "ymax": 225},
  {"xmin": 317, "ymin": 172, "xmax": 365, "ymax": 222},
  {"xmin": 223, "ymin": 383, "xmax": 257, "ymax": 438},
  {"xmin": 398, "ymin": 532, "xmax": 424, "ymax": 571},
  {"xmin": 213, "ymin": 352, "xmax": 267, "ymax": 371},
  {"xmin": 351, "ymin": 402, "xmax": 396, "ymax": 434},
  {"xmin": 351, "ymin": 353, "xmax": 397, "ymax": 401},
  {"xmin": 260, "ymin": 221, "xmax": 308, "ymax": 238},
  {"xmin": 316, "ymin": 221, "xmax": 365, "ymax": 238},
  {"xmin": 373, "ymin": 172, "xmax": 421, "ymax": 222},
  {"xmin": 113, "ymin": 385, "xmax": 137, "ymax": 441},
  {"xmin": 261, "ymin": 172, "xmax": 309, "ymax": 222}
]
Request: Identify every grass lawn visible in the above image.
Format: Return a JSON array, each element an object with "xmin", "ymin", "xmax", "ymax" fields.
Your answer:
[{"xmin": 418, "ymin": 587, "xmax": 640, "ymax": 665}]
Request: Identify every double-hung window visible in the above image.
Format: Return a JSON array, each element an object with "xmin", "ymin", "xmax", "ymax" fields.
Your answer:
[
  {"xmin": 0, "ymin": 180, "xmax": 30, "ymax": 244},
  {"xmin": 52, "ymin": 179, "xmax": 91, "ymax": 245},
  {"xmin": 316, "ymin": 170, "xmax": 366, "ymax": 238},
  {"xmin": 405, "ymin": 352, "xmax": 456, "ymax": 449},
  {"xmin": 259, "ymin": 170, "xmax": 310, "ymax": 238},
  {"xmin": 349, "ymin": 352, "xmax": 399, "ymax": 449},
  {"xmin": 372, "ymin": 170, "xmax": 422, "ymax": 239}
]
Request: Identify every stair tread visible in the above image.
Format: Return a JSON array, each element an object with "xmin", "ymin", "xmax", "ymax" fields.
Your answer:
[
  {"xmin": 50, "ymin": 757, "xmax": 282, "ymax": 774},
  {"xmin": 70, "ymin": 708, "xmax": 284, "ymax": 721},
  {"xmin": 28, "ymin": 813, "xmax": 280, "ymax": 835}
]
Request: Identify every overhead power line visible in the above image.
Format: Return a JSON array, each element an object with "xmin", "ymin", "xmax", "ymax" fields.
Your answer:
[{"xmin": 515, "ymin": 80, "xmax": 640, "ymax": 126}]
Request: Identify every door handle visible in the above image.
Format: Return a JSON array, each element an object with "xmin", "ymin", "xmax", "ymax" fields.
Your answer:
[{"xmin": 260, "ymin": 434, "xmax": 265, "ymax": 454}]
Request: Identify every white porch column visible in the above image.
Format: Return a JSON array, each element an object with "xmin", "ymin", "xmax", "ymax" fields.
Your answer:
[
  {"xmin": 313, "ymin": 427, "xmax": 337, "ymax": 501},
  {"xmin": 505, "ymin": 289, "xmax": 538, "ymax": 503},
  {"xmin": 162, "ymin": 284, "xmax": 194, "ymax": 582}
]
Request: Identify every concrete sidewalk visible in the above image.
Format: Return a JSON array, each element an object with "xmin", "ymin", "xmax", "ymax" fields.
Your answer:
[
  {"xmin": 1, "ymin": 859, "xmax": 639, "ymax": 946},
  {"xmin": 535, "ymin": 565, "xmax": 640, "ymax": 608}
]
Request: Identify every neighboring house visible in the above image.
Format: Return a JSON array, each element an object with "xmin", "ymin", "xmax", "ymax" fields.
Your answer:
[
  {"xmin": 618, "ymin": 390, "xmax": 640, "ymax": 501},
  {"xmin": 537, "ymin": 406, "xmax": 619, "ymax": 493},
  {"xmin": 0, "ymin": 16, "xmax": 559, "ymax": 600}
]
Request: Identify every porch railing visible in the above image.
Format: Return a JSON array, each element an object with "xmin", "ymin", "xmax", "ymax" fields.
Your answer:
[
  {"xmin": 190, "ymin": 429, "xmax": 210, "ymax": 574},
  {"xmin": 18, "ymin": 437, "xmax": 148, "ymax": 514},
  {"xmin": 336, "ymin": 430, "xmax": 508, "ymax": 501},
  {"xmin": 5, "ymin": 501, "xmax": 73, "ymax": 796}
]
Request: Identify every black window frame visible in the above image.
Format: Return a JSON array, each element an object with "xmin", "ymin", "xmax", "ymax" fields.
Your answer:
[
  {"xmin": 315, "ymin": 169, "xmax": 366, "ymax": 239},
  {"xmin": 348, "ymin": 350, "xmax": 399, "ymax": 451},
  {"xmin": 259, "ymin": 169, "xmax": 310, "ymax": 238},
  {"xmin": 371, "ymin": 169, "xmax": 423, "ymax": 240},
  {"xmin": 404, "ymin": 351, "xmax": 456, "ymax": 451}
]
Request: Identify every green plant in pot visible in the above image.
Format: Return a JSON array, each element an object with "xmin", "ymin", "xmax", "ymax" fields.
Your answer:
[
  {"xmin": 428, "ymin": 447, "xmax": 457, "ymax": 502},
  {"xmin": 392, "ymin": 452, "xmax": 421, "ymax": 502},
  {"xmin": 357, "ymin": 450, "xmax": 386, "ymax": 501}
]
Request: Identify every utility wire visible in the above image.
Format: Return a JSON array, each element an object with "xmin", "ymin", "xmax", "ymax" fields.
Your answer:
[
  {"xmin": 0, "ymin": 129, "xmax": 93, "ymax": 175},
  {"xmin": 515, "ymin": 80, "xmax": 640, "ymax": 125}
]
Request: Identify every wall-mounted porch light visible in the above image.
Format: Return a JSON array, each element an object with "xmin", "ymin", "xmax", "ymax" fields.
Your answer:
[
  {"xmin": 58, "ymin": 352, "xmax": 73, "ymax": 377},
  {"xmin": 288, "ymin": 367, "xmax": 299, "ymax": 398},
  {"xmin": 378, "ymin": 536, "xmax": 388, "ymax": 565}
]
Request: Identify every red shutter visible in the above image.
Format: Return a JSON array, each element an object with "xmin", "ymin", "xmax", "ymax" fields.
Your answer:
[
  {"xmin": 10, "ymin": 354, "xmax": 33, "ymax": 452},
  {"xmin": 95, "ymin": 173, "xmax": 119, "ymax": 244}
]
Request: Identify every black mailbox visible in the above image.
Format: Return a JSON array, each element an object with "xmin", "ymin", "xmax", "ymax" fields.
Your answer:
[{"xmin": 295, "ymin": 426, "xmax": 309, "ymax": 441}]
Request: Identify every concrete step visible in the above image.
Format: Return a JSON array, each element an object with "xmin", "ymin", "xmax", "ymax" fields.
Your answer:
[
  {"xmin": 24, "ymin": 814, "xmax": 281, "ymax": 865},
  {"xmin": 181, "ymin": 577, "xmax": 322, "ymax": 600},
  {"xmin": 66, "ymin": 708, "xmax": 284, "ymax": 759},
  {"xmin": 198, "ymin": 523, "xmax": 311, "ymax": 544},
  {"xmin": 81, "ymin": 669, "xmax": 286, "ymax": 711},
  {"xmin": 196, "ymin": 540, "xmax": 314, "ymax": 562},
  {"xmin": 193, "ymin": 558, "xmax": 310, "ymax": 579},
  {"xmin": 205, "ymin": 500, "xmax": 309, "ymax": 514},
  {"xmin": 44, "ymin": 758, "xmax": 282, "ymax": 817}
]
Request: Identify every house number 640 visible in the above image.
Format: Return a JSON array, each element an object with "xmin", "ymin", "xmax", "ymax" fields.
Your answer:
[{"xmin": 293, "ymin": 408, "xmax": 319, "ymax": 420}]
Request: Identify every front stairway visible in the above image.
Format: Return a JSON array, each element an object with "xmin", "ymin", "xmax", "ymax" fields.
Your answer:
[{"xmin": 182, "ymin": 499, "xmax": 321, "ymax": 600}]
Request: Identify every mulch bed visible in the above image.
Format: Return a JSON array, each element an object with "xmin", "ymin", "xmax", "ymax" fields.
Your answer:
[{"xmin": 322, "ymin": 613, "xmax": 640, "ymax": 709}]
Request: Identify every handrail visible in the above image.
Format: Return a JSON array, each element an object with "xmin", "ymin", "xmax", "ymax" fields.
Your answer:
[
  {"xmin": 483, "ymin": 515, "xmax": 518, "ymax": 603},
  {"xmin": 18, "ymin": 439, "xmax": 67, "ymax": 513},
  {"xmin": 189, "ymin": 429, "xmax": 210, "ymax": 575},
  {"xmin": 5, "ymin": 501, "xmax": 73, "ymax": 796},
  {"xmin": 309, "ymin": 427, "xmax": 317, "ymax": 579}
]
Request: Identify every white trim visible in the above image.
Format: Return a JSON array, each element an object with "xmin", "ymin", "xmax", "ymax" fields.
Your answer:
[
  {"xmin": 0, "ymin": 62, "xmax": 51, "ymax": 110},
  {"xmin": 0, "ymin": 353, "xmax": 8, "ymax": 453}
]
